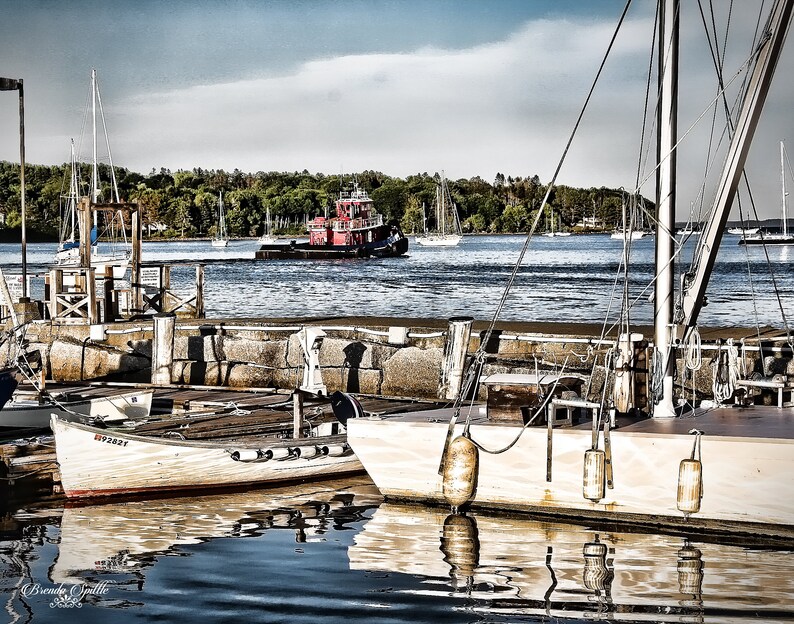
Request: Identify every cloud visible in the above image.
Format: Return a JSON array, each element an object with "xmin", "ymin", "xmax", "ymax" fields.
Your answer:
[{"xmin": 112, "ymin": 18, "xmax": 651, "ymax": 183}]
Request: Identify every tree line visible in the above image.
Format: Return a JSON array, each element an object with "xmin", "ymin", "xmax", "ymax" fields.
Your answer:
[{"xmin": 0, "ymin": 160, "xmax": 647, "ymax": 241}]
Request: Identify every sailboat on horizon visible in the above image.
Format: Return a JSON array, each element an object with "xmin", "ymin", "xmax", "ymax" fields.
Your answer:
[
  {"xmin": 257, "ymin": 205, "xmax": 277, "ymax": 244},
  {"xmin": 542, "ymin": 204, "xmax": 571, "ymax": 237},
  {"xmin": 415, "ymin": 172, "xmax": 463, "ymax": 246},
  {"xmin": 54, "ymin": 68, "xmax": 130, "ymax": 279},
  {"xmin": 739, "ymin": 140, "xmax": 794, "ymax": 245},
  {"xmin": 211, "ymin": 191, "xmax": 229, "ymax": 248}
]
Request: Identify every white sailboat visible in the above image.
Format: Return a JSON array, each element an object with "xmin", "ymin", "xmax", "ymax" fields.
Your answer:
[
  {"xmin": 739, "ymin": 140, "xmax": 794, "ymax": 245},
  {"xmin": 211, "ymin": 191, "xmax": 229, "ymax": 247},
  {"xmin": 415, "ymin": 172, "xmax": 462, "ymax": 246},
  {"xmin": 610, "ymin": 193, "xmax": 651, "ymax": 240},
  {"xmin": 257, "ymin": 205, "xmax": 277, "ymax": 244},
  {"xmin": 55, "ymin": 68, "xmax": 130, "ymax": 280},
  {"xmin": 346, "ymin": 0, "xmax": 794, "ymax": 538},
  {"xmin": 543, "ymin": 205, "xmax": 571, "ymax": 237}
]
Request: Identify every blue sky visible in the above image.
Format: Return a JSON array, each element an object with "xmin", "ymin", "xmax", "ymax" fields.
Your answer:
[{"xmin": 1, "ymin": 0, "xmax": 792, "ymax": 220}]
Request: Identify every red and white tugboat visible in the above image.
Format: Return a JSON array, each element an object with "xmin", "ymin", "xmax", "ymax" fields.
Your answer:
[{"xmin": 255, "ymin": 183, "xmax": 408, "ymax": 259}]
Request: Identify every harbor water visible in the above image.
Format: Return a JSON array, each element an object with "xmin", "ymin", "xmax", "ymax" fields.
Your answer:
[
  {"xmin": 1, "ymin": 234, "xmax": 793, "ymax": 622},
  {"xmin": 1, "ymin": 233, "xmax": 792, "ymax": 327},
  {"xmin": 1, "ymin": 476, "xmax": 793, "ymax": 623}
]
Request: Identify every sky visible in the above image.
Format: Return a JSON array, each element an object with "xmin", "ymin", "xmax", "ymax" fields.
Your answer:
[{"xmin": 1, "ymin": 0, "xmax": 793, "ymax": 220}]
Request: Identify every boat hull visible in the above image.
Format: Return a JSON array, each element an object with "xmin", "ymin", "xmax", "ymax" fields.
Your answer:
[
  {"xmin": 0, "ymin": 388, "xmax": 153, "ymax": 430},
  {"xmin": 738, "ymin": 234, "xmax": 794, "ymax": 245},
  {"xmin": 52, "ymin": 415, "xmax": 364, "ymax": 498},
  {"xmin": 255, "ymin": 231, "xmax": 409, "ymax": 259},
  {"xmin": 346, "ymin": 406, "xmax": 794, "ymax": 538},
  {"xmin": 415, "ymin": 234, "xmax": 462, "ymax": 247}
]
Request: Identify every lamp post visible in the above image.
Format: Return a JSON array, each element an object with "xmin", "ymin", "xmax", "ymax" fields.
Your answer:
[{"xmin": 0, "ymin": 77, "xmax": 26, "ymax": 300}]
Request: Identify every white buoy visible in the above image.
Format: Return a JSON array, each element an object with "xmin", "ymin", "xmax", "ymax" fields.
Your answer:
[
  {"xmin": 230, "ymin": 449, "xmax": 261, "ymax": 462},
  {"xmin": 442, "ymin": 435, "xmax": 479, "ymax": 509},
  {"xmin": 293, "ymin": 446, "xmax": 321, "ymax": 459},
  {"xmin": 583, "ymin": 449, "xmax": 606, "ymax": 502},
  {"xmin": 263, "ymin": 447, "xmax": 293, "ymax": 461},
  {"xmin": 677, "ymin": 430, "xmax": 704, "ymax": 515},
  {"xmin": 321, "ymin": 444, "xmax": 349, "ymax": 457},
  {"xmin": 677, "ymin": 458, "xmax": 703, "ymax": 514}
]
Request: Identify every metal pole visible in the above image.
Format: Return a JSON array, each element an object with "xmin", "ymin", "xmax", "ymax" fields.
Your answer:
[
  {"xmin": 18, "ymin": 80, "xmax": 27, "ymax": 299},
  {"xmin": 653, "ymin": 0, "xmax": 679, "ymax": 418},
  {"xmin": 0, "ymin": 78, "xmax": 26, "ymax": 299}
]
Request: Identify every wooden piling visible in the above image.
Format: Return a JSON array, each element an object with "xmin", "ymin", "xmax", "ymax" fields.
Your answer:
[
  {"xmin": 151, "ymin": 313, "xmax": 176, "ymax": 385},
  {"xmin": 439, "ymin": 316, "xmax": 474, "ymax": 401},
  {"xmin": 293, "ymin": 390, "xmax": 304, "ymax": 438}
]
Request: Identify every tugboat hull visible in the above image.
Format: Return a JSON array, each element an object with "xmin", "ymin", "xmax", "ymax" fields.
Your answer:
[{"xmin": 255, "ymin": 229, "xmax": 408, "ymax": 260}]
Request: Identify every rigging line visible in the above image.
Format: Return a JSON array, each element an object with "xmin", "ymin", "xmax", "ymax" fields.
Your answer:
[
  {"xmin": 631, "ymin": 41, "xmax": 765, "ymax": 198},
  {"xmin": 634, "ymin": 0, "xmax": 660, "ymax": 192},
  {"xmin": 475, "ymin": 0, "xmax": 636, "ymax": 359},
  {"xmin": 467, "ymin": 357, "xmax": 570, "ymax": 456}
]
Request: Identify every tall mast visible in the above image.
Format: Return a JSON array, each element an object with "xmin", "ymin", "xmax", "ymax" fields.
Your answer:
[
  {"xmin": 69, "ymin": 139, "xmax": 77, "ymax": 240},
  {"xmin": 782, "ymin": 140, "xmax": 788, "ymax": 236},
  {"xmin": 91, "ymin": 68, "xmax": 99, "ymax": 203},
  {"xmin": 678, "ymin": 0, "xmax": 793, "ymax": 331},
  {"xmin": 653, "ymin": 0, "xmax": 679, "ymax": 418}
]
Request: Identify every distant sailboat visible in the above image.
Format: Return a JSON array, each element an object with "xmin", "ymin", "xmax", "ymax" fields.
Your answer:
[
  {"xmin": 415, "ymin": 172, "xmax": 462, "ymax": 246},
  {"xmin": 258, "ymin": 205, "xmax": 277, "ymax": 244},
  {"xmin": 610, "ymin": 192, "xmax": 651, "ymax": 240},
  {"xmin": 54, "ymin": 69, "xmax": 130, "ymax": 280},
  {"xmin": 543, "ymin": 205, "xmax": 571, "ymax": 237},
  {"xmin": 212, "ymin": 192, "xmax": 229, "ymax": 248},
  {"xmin": 739, "ymin": 140, "xmax": 794, "ymax": 246}
]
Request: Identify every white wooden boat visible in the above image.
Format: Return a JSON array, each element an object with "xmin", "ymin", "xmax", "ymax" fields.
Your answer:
[
  {"xmin": 0, "ymin": 387, "xmax": 153, "ymax": 430},
  {"xmin": 52, "ymin": 413, "xmax": 361, "ymax": 498},
  {"xmin": 347, "ymin": 402, "xmax": 794, "ymax": 538},
  {"xmin": 347, "ymin": 0, "xmax": 794, "ymax": 539}
]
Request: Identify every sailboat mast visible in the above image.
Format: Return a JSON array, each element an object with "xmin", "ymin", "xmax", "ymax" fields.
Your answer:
[
  {"xmin": 440, "ymin": 172, "xmax": 446, "ymax": 235},
  {"xmin": 653, "ymin": 0, "xmax": 679, "ymax": 418},
  {"xmin": 69, "ymin": 139, "xmax": 77, "ymax": 241},
  {"xmin": 678, "ymin": 0, "xmax": 793, "ymax": 330},
  {"xmin": 91, "ymin": 68, "xmax": 99, "ymax": 204},
  {"xmin": 782, "ymin": 140, "xmax": 788, "ymax": 237}
]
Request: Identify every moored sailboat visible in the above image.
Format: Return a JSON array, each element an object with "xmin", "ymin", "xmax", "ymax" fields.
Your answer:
[
  {"xmin": 257, "ymin": 205, "xmax": 277, "ymax": 244},
  {"xmin": 739, "ymin": 140, "xmax": 794, "ymax": 245},
  {"xmin": 211, "ymin": 191, "xmax": 229, "ymax": 247},
  {"xmin": 346, "ymin": 0, "xmax": 794, "ymax": 538},
  {"xmin": 54, "ymin": 69, "xmax": 131, "ymax": 280},
  {"xmin": 416, "ymin": 172, "xmax": 463, "ymax": 246}
]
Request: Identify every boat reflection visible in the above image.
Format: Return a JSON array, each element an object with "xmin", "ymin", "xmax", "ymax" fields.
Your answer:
[
  {"xmin": 51, "ymin": 476, "xmax": 381, "ymax": 585},
  {"xmin": 348, "ymin": 503, "xmax": 794, "ymax": 622}
]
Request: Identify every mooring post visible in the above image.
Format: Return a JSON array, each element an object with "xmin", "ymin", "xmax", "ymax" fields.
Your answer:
[
  {"xmin": 102, "ymin": 265, "xmax": 114, "ymax": 322},
  {"xmin": 151, "ymin": 313, "xmax": 176, "ymax": 385},
  {"xmin": 195, "ymin": 264, "xmax": 205, "ymax": 319},
  {"xmin": 293, "ymin": 390, "xmax": 304, "ymax": 439},
  {"xmin": 439, "ymin": 316, "xmax": 474, "ymax": 400}
]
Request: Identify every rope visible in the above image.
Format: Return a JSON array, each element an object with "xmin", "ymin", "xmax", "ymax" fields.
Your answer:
[
  {"xmin": 711, "ymin": 340, "xmax": 739, "ymax": 404},
  {"xmin": 684, "ymin": 326, "xmax": 703, "ymax": 371},
  {"xmin": 465, "ymin": 357, "xmax": 569, "ymax": 456}
]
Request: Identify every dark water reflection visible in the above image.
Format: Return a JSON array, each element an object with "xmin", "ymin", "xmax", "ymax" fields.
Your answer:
[
  {"xmin": 1, "ymin": 476, "xmax": 792, "ymax": 623},
  {"xmin": 2, "ymin": 234, "xmax": 792, "ymax": 326}
]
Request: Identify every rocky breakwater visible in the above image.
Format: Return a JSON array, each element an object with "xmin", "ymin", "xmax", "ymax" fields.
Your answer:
[{"xmin": 12, "ymin": 317, "xmax": 792, "ymax": 405}]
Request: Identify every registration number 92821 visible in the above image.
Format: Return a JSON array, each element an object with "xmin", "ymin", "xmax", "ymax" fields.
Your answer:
[{"xmin": 93, "ymin": 433, "xmax": 129, "ymax": 447}]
